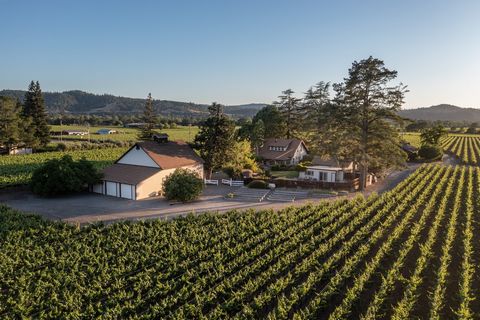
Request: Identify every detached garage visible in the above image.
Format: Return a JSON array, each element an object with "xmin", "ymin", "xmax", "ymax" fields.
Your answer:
[{"xmin": 91, "ymin": 140, "xmax": 204, "ymax": 200}]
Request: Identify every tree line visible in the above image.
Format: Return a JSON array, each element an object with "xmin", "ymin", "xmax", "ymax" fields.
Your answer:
[{"xmin": 0, "ymin": 81, "xmax": 50, "ymax": 151}]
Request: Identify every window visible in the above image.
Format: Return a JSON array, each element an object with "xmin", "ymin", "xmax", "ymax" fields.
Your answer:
[
  {"xmin": 319, "ymin": 172, "xmax": 328, "ymax": 181},
  {"xmin": 306, "ymin": 170, "xmax": 315, "ymax": 176}
]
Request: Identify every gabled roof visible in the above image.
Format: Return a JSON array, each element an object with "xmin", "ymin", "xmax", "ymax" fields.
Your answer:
[
  {"xmin": 312, "ymin": 155, "xmax": 353, "ymax": 168},
  {"xmin": 102, "ymin": 164, "xmax": 160, "ymax": 184},
  {"xmin": 257, "ymin": 138, "xmax": 307, "ymax": 161},
  {"xmin": 119, "ymin": 140, "xmax": 204, "ymax": 170}
]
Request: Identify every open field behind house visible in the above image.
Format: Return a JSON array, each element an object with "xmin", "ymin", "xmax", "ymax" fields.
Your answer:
[
  {"xmin": 50, "ymin": 125, "xmax": 199, "ymax": 142},
  {"xmin": 0, "ymin": 148, "xmax": 127, "ymax": 188},
  {"xmin": 1, "ymin": 164, "xmax": 479, "ymax": 319}
]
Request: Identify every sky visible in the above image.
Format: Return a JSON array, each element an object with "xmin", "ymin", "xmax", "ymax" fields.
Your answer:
[{"xmin": 1, "ymin": 0, "xmax": 479, "ymax": 108}]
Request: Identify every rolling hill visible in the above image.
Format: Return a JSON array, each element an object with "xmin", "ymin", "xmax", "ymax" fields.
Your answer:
[
  {"xmin": 0, "ymin": 90, "xmax": 266, "ymax": 118},
  {"xmin": 399, "ymin": 104, "xmax": 480, "ymax": 123}
]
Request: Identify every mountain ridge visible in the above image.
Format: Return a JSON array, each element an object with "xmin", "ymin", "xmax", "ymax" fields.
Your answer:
[
  {"xmin": 399, "ymin": 104, "xmax": 480, "ymax": 122},
  {"xmin": 0, "ymin": 89, "xmax": 266, "ymax": 118}
]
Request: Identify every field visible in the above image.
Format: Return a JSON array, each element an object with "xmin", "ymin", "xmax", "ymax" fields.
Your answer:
[
  {"xmin": 0, "ymin": 125, "xmax": 199, "ymax": 188},
  {"xmin": 1, "ymin": 164, "xmax": 479, "ymax": 319},
  {"xmin": 441, "ymin": 135, "xmax": 480, "ymax": 165},
  {"xmin": 401, "ymin": 132, "xmax": 421, "ymax": 147},
  {"xmin": 50, "ymin": 125, "xmax": 199, "ymax": 142},
  {"xmin": 0, "ymin": 148, "xmax": 127, "ymax": 188}
]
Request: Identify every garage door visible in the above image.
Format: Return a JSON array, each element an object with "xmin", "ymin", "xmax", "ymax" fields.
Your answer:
[
  {"xmin": 106, "ymin": 181, "xmax": 118, "ymax": 196},
  {"xmin": 120, "ymin": 184, "xmax": 134, "ymax": 199}
]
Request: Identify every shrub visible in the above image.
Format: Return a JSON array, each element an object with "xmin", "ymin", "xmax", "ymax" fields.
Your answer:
[
  {"xmin": 296, "ymin": 163, "xmax": 307, "ymax": 171},
  {"xmin": 56, "ymin": 143, "xmax": 67, "ymax": 151},
  {"xmin": 30, "ymin": 155, "xmax": 102, "ymax": 196},
  {"xmin": 162, "ymin": 169, "xmax": 203, "ymax": 202},
  {"xmin": 247, "ymin": 180, "xmax": 268, "ymax": 189},
  {"xmin": 418, "ymin": 144, "xmax": 443, "ymax": 161},
  {"xmin": 223, "ymin": 166, "xmax": 242, "ymax": 179}
]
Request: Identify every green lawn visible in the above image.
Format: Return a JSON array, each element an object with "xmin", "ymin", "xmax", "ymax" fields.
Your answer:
[
  {"xmin": 271, "ymin": 170, "xmax": 299, "ymax": 179},
  {"xmin": 49, "ymin": 125, "xmax": 199, "ymax": 142}
]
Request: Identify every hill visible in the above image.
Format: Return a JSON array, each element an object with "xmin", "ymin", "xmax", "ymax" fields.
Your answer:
[
  {"xmin": 399, "ymin": 104, "xmax": 480, "ymax": 123},
  {"xmin": 0, "ymin": 89, "xmax": 266, "ymax": 118}
]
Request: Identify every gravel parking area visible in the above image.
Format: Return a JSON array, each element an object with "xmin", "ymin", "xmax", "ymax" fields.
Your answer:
[{"xmin": 0, "ymin": 185, "xmax": 329, "ymax": 225}]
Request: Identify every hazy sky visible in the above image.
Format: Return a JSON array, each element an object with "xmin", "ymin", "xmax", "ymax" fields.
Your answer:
[{"xmin": 1, "ymin": 0, "xmax": 479, "ymax": 108}]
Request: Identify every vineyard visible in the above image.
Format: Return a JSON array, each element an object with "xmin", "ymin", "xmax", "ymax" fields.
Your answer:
[
  {"xmin": 0, "ymin": 148, "xmax": 127, "ymax": 188},
  {"xmin": 441, "ymin": 135, "xmax": 480, "ymax": 165},
  {"xmin": 1, "ymin": 164, "xmax": 479, "ymax": 319}
]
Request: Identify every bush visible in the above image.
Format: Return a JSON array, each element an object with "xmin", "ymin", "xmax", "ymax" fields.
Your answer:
[
  {"xmin": 56, "ymin": 143, "xmax": 67, "ymax": 151},
  {"xmin": 296, "ymin": 163, "xmax": 307, "ymax": 171},
  {"xmin": 247, "ymin": 180, "xmax": 268, "ymax": 189},
  {"xmin": 30, "ymin": 155, "xmax": 102, "ymax": 196},
  {"xmin": 162, "ymin": 169, "xmax": 203, "ymax": 202},
  {"xmin": 418, "ymin": 144, "xmax": 443, "ymax": 161},
  {"xmin": 222, "ymin": 166, "xmax": 242, "ymax": 179}
]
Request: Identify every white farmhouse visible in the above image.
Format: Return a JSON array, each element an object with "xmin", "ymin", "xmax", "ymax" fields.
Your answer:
[{"xmin": 91, "ymin": 140, "xmax": 204, "ymax": 200}]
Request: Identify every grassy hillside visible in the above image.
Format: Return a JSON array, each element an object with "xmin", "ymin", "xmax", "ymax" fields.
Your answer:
[
  {"xmin": 400, "ymin": 104, "xmax": 480, "ymax": 123},
  {"xmin": 0, "ymin": 89, "xmax": 265, "ymax": 118}
]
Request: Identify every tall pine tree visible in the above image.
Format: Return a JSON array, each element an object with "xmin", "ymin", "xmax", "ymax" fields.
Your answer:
[
  {"xmin": 334, "ymin": 57, "xmax": 407, "ymax": 190},
  {"xmin": 193, "ymin": 103, "xmax": 235, "ymax": 178},
  {"xmin": 0, "ymin": 96, "xmax": 22, "ymax": 151},
  {"xmin": 23, "ymin": 81, "xmax": 50, "ymax": 147},
  {"xmin": 138, "ymin": 93, "xmax": 157, "ymax": 140},
  {"xmin": 274, "ymin": 89, "xmax": 301, "ymax": 138}
]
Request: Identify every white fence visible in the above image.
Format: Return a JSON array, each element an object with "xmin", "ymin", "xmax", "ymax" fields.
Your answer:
[
  {"xmin": 204, "ymin": 179, "xmax": 219, "ymax": 185},
  {"xmin": 221, "ymin": 179, "xmax": 244, "ymax": 187}
]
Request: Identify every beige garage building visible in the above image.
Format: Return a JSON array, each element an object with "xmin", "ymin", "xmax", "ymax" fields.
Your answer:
[{"xmin": 91, "ymin": 140, "xmax": 204, "ymax": 200}]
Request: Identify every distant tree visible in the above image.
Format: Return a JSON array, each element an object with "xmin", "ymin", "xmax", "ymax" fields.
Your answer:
[
  {"xmin": 466, "ymin": 122, "xmax": 478, "ymax": 134},
  {"xmin": 274, "ymin": 89, "xmax": 301, "ymax": 138},
  {"xmin": 250, "ymin": 119, "xmax": 265, "ymax": 152},
  {"xmin": 138, "ymin": 93, "xmax": 157, "ymax": 140},
  {"xmin": 332, "ymin": 57, "xmax": 408, "ymax": 190},
  {"xmin": 0, "ymin": 96, "xmax": 22, "ymax": 151},
  {"xmin": 30, "ymin": 155, "xmax": 102, "ymax": 196},
  {"xmin": 420, "ymin": 125, "xmax": 448, "ymax": 145},
  {"xmin": 405, "ymin": 120, "xmax": 430, "ymax": 132},
  {"xmin": 252, "ymin": 105, "xmax": 287, "ymax": 138},
  {"xmin": 23, "ymin": 81, "xmax": 50, "ymax": 147},
  {"xmin": 162, "ymin": 168, "xmax": 203, "ymax": 202},
  {"xmin": 193, "ymin": 103, "xmax": 236, "ymax": 178},
  {"xmin": 418, "ymin": 144, "xmax": 443, "ymax": 161}
]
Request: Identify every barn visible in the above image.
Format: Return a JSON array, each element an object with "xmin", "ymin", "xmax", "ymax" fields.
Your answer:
[{"xmin": 91, "ymin": 140, "xmax": 204, "ymax": 200}]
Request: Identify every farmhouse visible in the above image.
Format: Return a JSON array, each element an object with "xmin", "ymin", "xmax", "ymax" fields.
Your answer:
[
  {"xmin": 96, "ymin": 128, "xmax": 117, "ymax": 135},
  {"xmin": 257, "ymin": 138, "xmax": 308, "ymax": 166},
  {"xmin": 91, "ymin": 140, "xmax": 204, "ymax": 200},
  {"xmin": 299, "ymin": 156, "xmax": 354, "ymax": 182},
  {"xmin": 0, "ymin": 146, "xmax": 32, "ymax": 155},
  {"xmin": 51, "ymin": 130, "xmax": 88, "ymax": 136}
]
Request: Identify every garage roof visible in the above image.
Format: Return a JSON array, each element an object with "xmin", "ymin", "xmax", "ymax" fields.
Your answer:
[
  {"xmin": 135, "ymin": 141, "xmax": 204, "ymax": 169},
  {"xmin": 102, "ymin": 164, "xmax": 160, "ymax": 185}
]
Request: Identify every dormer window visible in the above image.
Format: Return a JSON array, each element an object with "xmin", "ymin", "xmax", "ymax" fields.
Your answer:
[{"xmin": 269, "ymin": 146, "xmax": 287, "ymax": 151}]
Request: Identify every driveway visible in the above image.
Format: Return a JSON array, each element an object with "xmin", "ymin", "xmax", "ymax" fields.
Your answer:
[{"xmin": 0, "ymin": 186, "xmax": 331, "ymax": 225}]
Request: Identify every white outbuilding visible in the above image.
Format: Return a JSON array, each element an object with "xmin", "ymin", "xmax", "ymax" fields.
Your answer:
[{"xmin": 91, "ymin": 140, "xmax": 204, "ymax": 200}]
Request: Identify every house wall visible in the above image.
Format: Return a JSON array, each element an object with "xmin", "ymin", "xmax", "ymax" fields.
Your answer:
[
  {"xmin": 290, "ymin": 144, "xmax": 308, "ymax": 165},
  {"xmin": 136, "ymin": 163, "xmax": 204, "ymax": 200},
  {"xmin": 117, "ymin": 147, "xmax": 159, "ymax": 168},
  {"xmin": 299, "ymin": 169, "xmax": 338, "ymax": 182}
]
